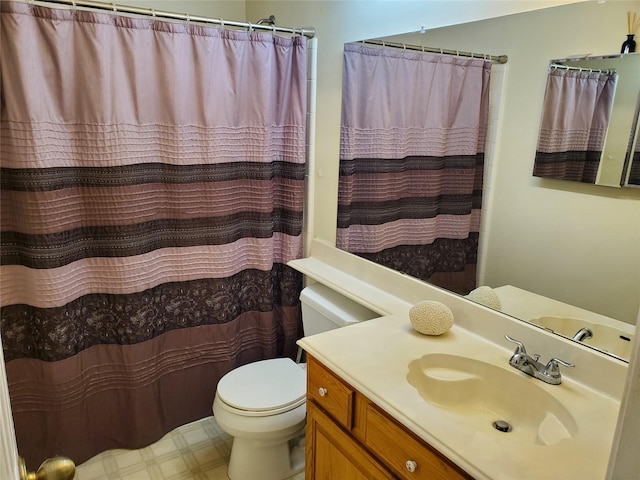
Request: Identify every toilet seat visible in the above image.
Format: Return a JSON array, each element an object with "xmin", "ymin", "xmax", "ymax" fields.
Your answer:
[{"xmin": 216, "ymin": 358, "xmax": 306, "ymax": 417}]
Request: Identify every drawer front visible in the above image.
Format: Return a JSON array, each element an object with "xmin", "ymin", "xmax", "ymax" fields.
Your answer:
[
  {"xmin": 365, "ymin": 403, "xmax": 471, "ymax": 480},
  {"xmin": 307, "ymin": 356, "xmax": 355, "ymax": 430}
]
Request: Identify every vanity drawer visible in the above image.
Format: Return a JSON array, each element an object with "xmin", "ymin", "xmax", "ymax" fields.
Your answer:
[
  {"xmin": 364, "ymin": 402, "xmax": 472, "ymax": 480},
  {"xmin": 307, "ymin": 356, "xmax": 355, "ymax": 430}
]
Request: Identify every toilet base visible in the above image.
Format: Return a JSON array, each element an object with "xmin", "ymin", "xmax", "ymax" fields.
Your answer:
[{"xmin": 227, "ymin": 429, "xmax": 305, "ymax": 480}]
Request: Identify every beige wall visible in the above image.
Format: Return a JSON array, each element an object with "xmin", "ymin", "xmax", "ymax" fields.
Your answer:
[
  {"xmin": 246, "ymin": 0, "xmax": 640, "ymax": 326},
  {"xmin": 118, "ymin": 0, "xmax": 246, "ymax": 19}
]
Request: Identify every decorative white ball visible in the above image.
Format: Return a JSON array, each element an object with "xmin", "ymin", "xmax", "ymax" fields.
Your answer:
[
  {"xmin": 409, "ymin": 301, "xmax": 454, "ymax": 336},
  {"xmin": 466, "ymin": 286, "xmax": 502, "ymax": 310}
]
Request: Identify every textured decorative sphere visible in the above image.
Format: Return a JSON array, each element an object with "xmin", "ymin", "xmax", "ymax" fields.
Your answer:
[
  {"xmin": 409, "ymin": 301, "xmax": 454, "ymax": 336},
  {"xmin": 466, "ymin": 286, "xmax": 502, "ymax": 310}
]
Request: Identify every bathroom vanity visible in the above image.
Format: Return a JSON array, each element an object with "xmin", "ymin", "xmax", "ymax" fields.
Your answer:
[
  {"xmin": 292, "ymin": 240, "xmax": 628, "ymax": 480},
  {"xmin": 305, "ymin": 354, "xmax": 471, "ymax": 479}
]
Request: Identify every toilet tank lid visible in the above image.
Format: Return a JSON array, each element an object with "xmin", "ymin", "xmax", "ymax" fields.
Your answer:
[
  {"xmin": 300, "ymin": 283, "xmax": 379, "ymax": 325},
  {"xmin": 217, "ymin": 358, "xmax": 306, "ymax": 412}
]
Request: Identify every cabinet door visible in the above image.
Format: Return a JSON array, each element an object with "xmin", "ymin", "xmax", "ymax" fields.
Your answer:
[{"xmin": 306, "ymin": 401, "xmax": 393, "ymax": 480}]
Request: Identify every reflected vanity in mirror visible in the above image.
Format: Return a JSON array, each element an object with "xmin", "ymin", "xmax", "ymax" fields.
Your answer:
[
  {"xmin": 335, "ymin": 1, "xmax": 640, "ymax": 364},
  {"xmin": 533, "ymin": 53, "xmax": 640, "ymax": 188}
]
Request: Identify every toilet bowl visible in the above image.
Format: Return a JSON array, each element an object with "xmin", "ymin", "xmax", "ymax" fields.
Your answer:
[
  {"xmin": 212, "ymin": 358, "xmax": 307, "ymax": 480},
  {"xmin": 212, "ymin": 283, "xmax": 378, "ymax": 480}
]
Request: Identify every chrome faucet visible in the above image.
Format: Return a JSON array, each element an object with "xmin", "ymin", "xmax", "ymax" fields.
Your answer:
[
  {"xmin": 572, "ymin": 327, "xmax": 593, "ymax": 342},
  {"xmin": 504, "ymin": 335, "xmax": 574, "ymax": 385}
]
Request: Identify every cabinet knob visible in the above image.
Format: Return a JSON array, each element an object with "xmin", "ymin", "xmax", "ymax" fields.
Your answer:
[
  {"xmin": 405, "ymin": 460, "xmax": 417, "ymax": 473},
  {"xmin": 318, "ymin": 387, "xmax": 328, "ymax": 397}
]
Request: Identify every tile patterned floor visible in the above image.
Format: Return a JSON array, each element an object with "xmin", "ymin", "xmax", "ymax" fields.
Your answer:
[{"xmin": 74, "ymin": 416, "xmax": 305, "ymax": 480}]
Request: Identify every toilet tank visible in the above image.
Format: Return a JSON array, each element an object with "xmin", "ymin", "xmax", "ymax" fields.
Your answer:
[{"xmin": 300, "ymin": 283, "xmax": 379, "ymax": 337}]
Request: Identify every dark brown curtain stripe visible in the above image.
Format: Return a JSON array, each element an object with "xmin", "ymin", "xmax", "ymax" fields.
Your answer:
[
  {"xmin": 629, "ymin": 151, "xmax": 640, "ymax": 185},
  {"xmin": 338, "ymin": 197, "xmax": 477, "ymax": 227},
  {"xmin": 533, "ymin": 150, "xmax": 602, "ymax": 183},
  {"xmin": 1, "ymin": 265, "xmax": 302, "ymax": 362},
  {"xmin": 1, "ymin": 213, "xmax": 304, "ymax": 268},
  {"xmin": 356, "ymin": 235, "xmax": 478, "ymax": 293},
  {"xmin": 0, "ymin": 161, "xmax": 305, "ymax": 191}
]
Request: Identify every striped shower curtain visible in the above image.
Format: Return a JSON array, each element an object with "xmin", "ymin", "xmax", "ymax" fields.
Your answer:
[
  {"xmin": 337, "ymin": 43, "xmax": 490, "ymax": 294},
  {"xmin": 533, "ymin": 68, "xmax": 617, "ymax": 183},
  {"xmin": 0, "ymin": 1, "xmax": 306, "ymax": 467},
  {"xmin": 628, "ymin": 138, "xmax": 640, "ymax": 185}
]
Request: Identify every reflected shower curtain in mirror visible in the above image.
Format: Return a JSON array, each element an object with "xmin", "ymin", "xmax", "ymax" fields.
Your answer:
[
  {"xmin": 337, "ymin": 43, "xmax": 490, "ymax": 294},
  {"xmin": 627, "ymin": 134, "xmax": 640, "ymax": 185},
  {"xmin": 533, "ymin": 68, "xmax": 617, "ymax": 183},
  {"xmin": 0, "ymin": 1, "xmax": 306, "ymax": 467}
]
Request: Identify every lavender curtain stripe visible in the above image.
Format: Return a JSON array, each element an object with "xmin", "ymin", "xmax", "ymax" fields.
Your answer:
[
  {"xmin": 536, "ymin": 128, "xmax": 609, "ymax": 152},
  {"xmin": 0, "ymin": 123, "xmax": 306, "ymax": 169},
  {"xmin": 336, "ymin": 215, "xmax": 479, "ymax": 253},
  {"xmin": 1, "ymin": 235, "xmax": 302, "ymax": 308},
  {"xmin": 338, "ymin": 171, "xmax": 478, "ymax": 202},
  {"xmin": 340, "ymin": 127, "xmax": 485, "ymax": 159}
]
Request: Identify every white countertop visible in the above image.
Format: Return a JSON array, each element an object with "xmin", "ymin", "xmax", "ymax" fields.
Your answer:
[{"xmin": 298, "ymin": 314, "xmax": 620, "ymax": 480}]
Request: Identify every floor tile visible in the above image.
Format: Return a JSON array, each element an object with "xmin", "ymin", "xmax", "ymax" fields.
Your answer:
[{"xmin": 74, "ymin": 416, "xmax": 305, "ymax": 480}]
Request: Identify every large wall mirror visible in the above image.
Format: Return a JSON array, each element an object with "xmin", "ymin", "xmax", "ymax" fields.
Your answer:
[{"xmin": 336, "ymin": 1, "xmax": 640, "ymax": 362}]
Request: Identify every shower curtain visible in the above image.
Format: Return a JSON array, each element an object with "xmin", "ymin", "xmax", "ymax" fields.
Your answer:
[
  {"xmin": 0, "ymin": 1, "xmax": 306, "ymax": 467},
  {"xmin": 533, "ymin": 68, "xmax": 617, "ymax": 183},
  {"xmin": 628, "ymin": 138, "xmax": 640, "ymax": 185},
  {"xmin": 337, "ymin": 43, "xmax": 490, "ymax": 294}
]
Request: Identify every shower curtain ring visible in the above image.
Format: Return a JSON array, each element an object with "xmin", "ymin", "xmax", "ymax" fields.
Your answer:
[{"xmin": 112, "ymin": 3, "xmax": 117, "ymax": 12}]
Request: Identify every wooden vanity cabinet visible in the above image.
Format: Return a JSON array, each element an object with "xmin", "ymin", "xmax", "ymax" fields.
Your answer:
[{"xmin": 306, "ymin": 355, "xmax": 474, "ymax": 480}]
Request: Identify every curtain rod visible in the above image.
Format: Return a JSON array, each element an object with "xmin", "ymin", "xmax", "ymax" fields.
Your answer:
[
  {"xmin": 33, "ymin": 0, "xmax": 316, "ymax": 38},
  {"xmin": 549, "ymin": 63, "xmax": 616, "ymax": 75},
  {"xmin": 358, "ymin": 39, "xmax": 508, "ymax": 64}
]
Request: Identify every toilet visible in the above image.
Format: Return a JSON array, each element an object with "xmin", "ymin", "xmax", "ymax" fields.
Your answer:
[{"xmin": 212, "ymin": 282, "xmax": 378, "ymax": 480}]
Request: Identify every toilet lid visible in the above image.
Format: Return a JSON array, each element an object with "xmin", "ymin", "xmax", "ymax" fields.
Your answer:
[{"xmin": 217, "ymin": 358, "xmax": 306, "ymax": 413}]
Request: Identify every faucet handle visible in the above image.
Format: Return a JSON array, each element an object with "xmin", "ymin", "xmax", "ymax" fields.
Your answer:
[
  {"xmin": 504, "ymin": 334, "xmax": 527, "ymax": 355},
  {"xmin": 545, "ymin": 358, "xmax": 575, "ymax": 376}
]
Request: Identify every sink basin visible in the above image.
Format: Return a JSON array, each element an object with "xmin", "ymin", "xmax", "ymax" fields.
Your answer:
[
  {"xmin": 407, "ymin": 354, "xmax": 578, "ymax": 446},
  {"xmin": 531, "ymin": 316, "xmax": 634, "ymax": 360}
]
